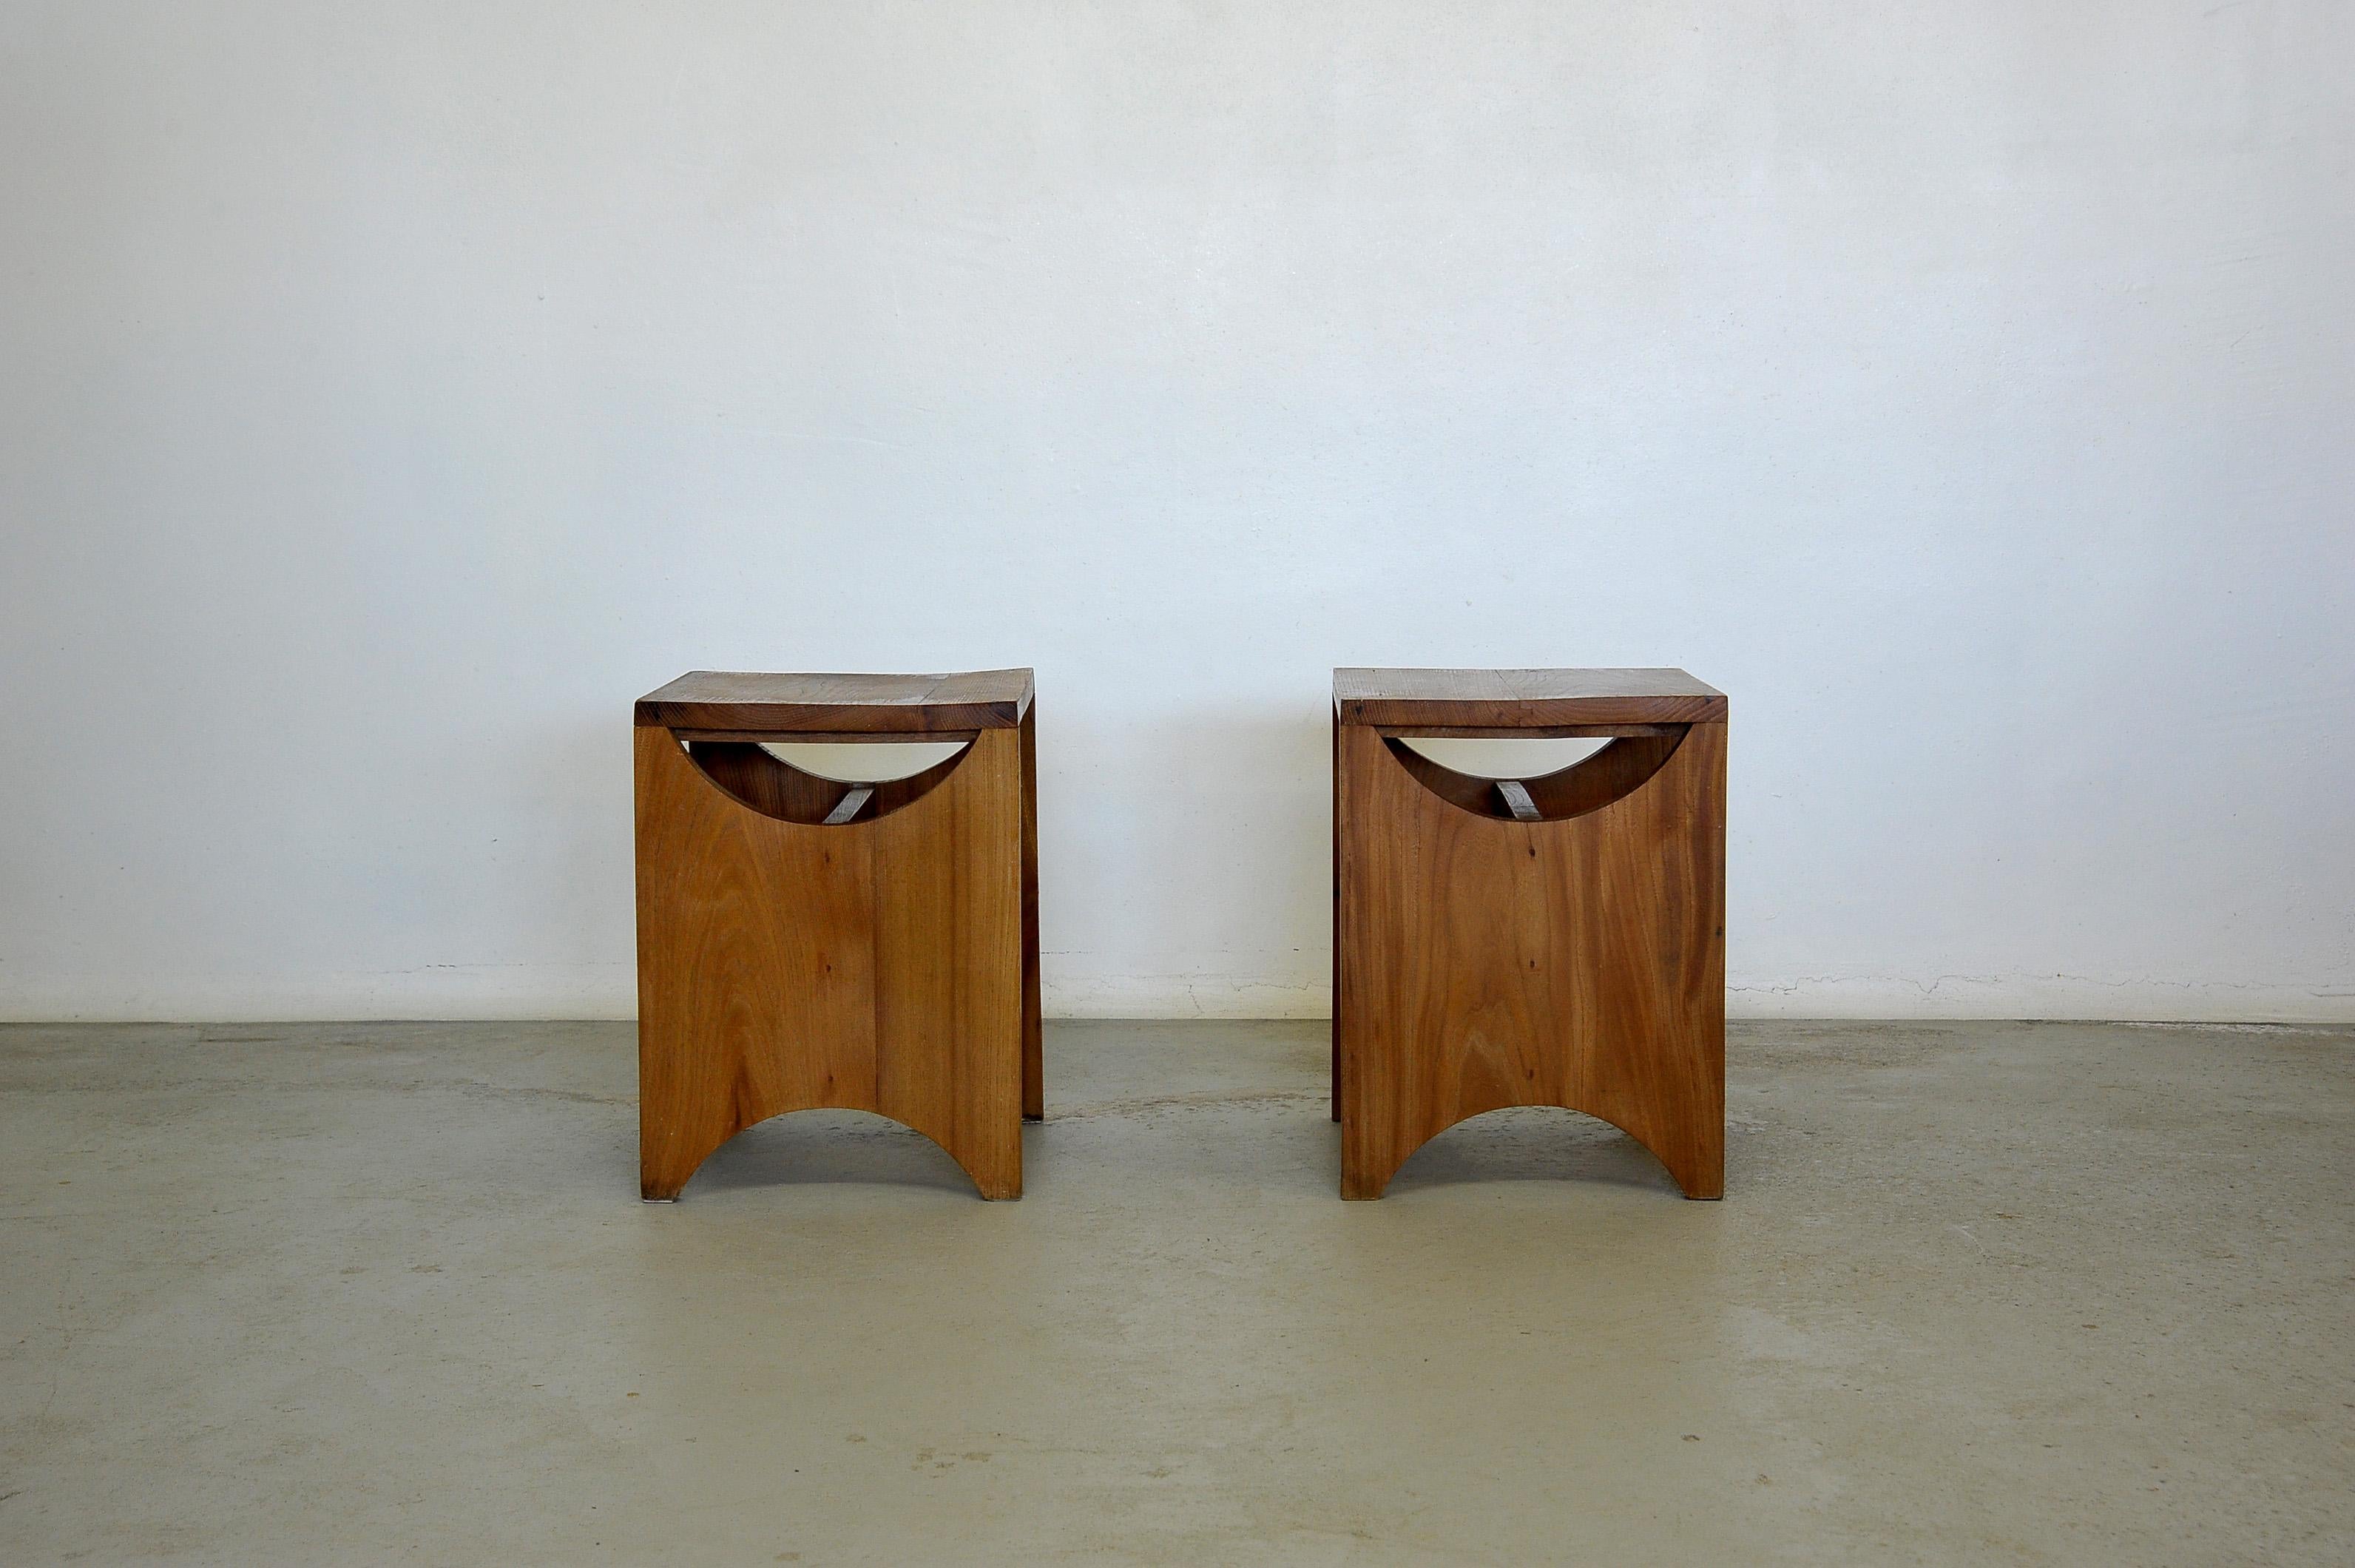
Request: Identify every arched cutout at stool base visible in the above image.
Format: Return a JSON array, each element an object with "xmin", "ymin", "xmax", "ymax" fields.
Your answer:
[
  {"xmin": 641, "ymin": 1103, "xmax": 1019, "ymax": 1203},
  {"xmin": 1344, "ymin": 1102, "xmax": 1722, "ymax": 1201}
]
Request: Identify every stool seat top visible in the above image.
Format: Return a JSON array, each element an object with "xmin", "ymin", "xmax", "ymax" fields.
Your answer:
[
  {"xmin": 1334, "ymin": 667, "xmax": 1725, "ymax": 729},
  {"xmin": 637, "ymin": 669, "xmax": 1033, "ymax": 735}
]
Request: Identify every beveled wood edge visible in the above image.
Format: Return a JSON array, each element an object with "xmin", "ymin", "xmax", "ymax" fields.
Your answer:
[
  {"xmin": 665, "ymin": 729, "xmax": 984, "ymax": 746},
  {"xmin": 1332, "ymin": 693, "xmax": 1727, "ymax": 732},
  {"xmin": 637, "ymin": 671, "xmax": 1033, "ymax": 734},
  {"xmin": 1332, "ymin": 666, "xmax": 1725, "ymax": 699},
  {"xmin": 1374, "ymin": 722, "xmax": 1689, "ymax": 740}
]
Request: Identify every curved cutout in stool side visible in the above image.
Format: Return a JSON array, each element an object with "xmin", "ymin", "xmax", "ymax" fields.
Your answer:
[
  {"xmin": 1355, "ymin": 1095, "xmax": 1717, "ymax": 1200},
  {"xmin": 635, "ymin": 721, "xmax": 1028, "ymax": 1201},
  {"xmin": 678, "ymin": 1107, "xmax": 1012, "ymax": 1196},
  {"xmin": 1382, "ymin": 728, "xmax": 1686, "ymax": 823},
  {"xmin": 681, "ymin": 735, "xmax": 974, "ymax": 826},
  {"xmin": 643, "ymin": 1101, "xmax": 1009, "ymax": 1204}
]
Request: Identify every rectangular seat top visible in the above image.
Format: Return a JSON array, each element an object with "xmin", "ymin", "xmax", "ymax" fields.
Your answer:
[
  {"xmin": 636, "ymin": 669, "xmax": 1034, "ymax": 734},
  {"xmin": 1334, "ymin": 667, "xmax": 1725, "ymax": 729}
]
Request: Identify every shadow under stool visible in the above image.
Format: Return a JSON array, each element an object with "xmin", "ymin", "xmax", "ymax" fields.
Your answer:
[
  {"xmin": 1331, "ymin": 667, "xmax": 1728, "ymax": 1200},
  {"xmin": 633, "ymin": 669, "xmax": 1041, "ymax": 1200}
]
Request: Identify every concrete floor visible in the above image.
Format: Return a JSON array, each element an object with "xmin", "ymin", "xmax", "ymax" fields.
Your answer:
[{"xmin": 1, "ymin": 1021, "xmax": 2349, "ymax": 1564}]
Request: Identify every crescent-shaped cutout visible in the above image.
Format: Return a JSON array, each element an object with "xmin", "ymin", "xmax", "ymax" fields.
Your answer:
[
  {"xmin": 676, "ymin": 734, "xmax": 975, "ymax": 826},
  {"xmin": 672, "ymin": 1106, "xmax": 1001, "ymax": 1199},
  {"xmin": 1381, "ymin": 727, "xmax": 1687, "ymax": 823},
  {"xmin": 1376, "ymin": 1104, "xmax": 1695, "ymax": 1198}
]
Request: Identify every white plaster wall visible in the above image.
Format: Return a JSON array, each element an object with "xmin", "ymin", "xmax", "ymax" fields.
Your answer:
[{"xmin": 2, "ymin": 3, "xmax": 2349, "ymax": 1021}]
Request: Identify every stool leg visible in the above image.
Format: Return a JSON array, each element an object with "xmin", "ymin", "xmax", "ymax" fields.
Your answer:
[
  {"xmin": 1330, "ymin": 704, "xmax": 1342, "ymax": 1123},
  {"xmin": 1333, "ymin": 718, "xmax": 1726, "ymax": 1200},
  {"xmin": 1666, "ymin": 1138, "xmax": 1724, "ymax": 1201},
  {"xmin": 1020, "ymin": 703, "xmax": 1044, "ymax": 1122},
  {"xmin": 640, "ymin": 1102, "xmax": 731, "ymax": 1203},
  {"xmin": 1618, "ymin": 1043, "xmax": 1726, "ymax": 1201},
  {"xmin": 933, "ymin": 1115, "xmax": 1023, "ymax": 1202},
  {"xmin": 1336, "ymin": 724, "xmax": 1393, "ymax": 1197}
]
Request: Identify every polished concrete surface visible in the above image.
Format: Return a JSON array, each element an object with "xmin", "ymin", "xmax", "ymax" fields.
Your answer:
[{"xmin": 1, "ymin": 1019, "xmax": 2349, "ymax": 1564}]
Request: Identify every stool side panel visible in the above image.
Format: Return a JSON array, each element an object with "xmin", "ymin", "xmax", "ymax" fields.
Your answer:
[
  {"xmin": 1337, "ymin": 720, "xmax": 1726, "ymax": 1198},
  {"xmin": 633, "ymin": 723, "xmax": 1026, "ymax": 1200}
]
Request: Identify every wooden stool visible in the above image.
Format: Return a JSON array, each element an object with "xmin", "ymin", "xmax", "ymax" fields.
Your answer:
[
  {"xmin": 1332, "ymin": 669, "xmax": 1726, "ymax": 1200},
  {"xmin": 633, "ymin": 670, "xmax": 1041, "ymax": 1200}
]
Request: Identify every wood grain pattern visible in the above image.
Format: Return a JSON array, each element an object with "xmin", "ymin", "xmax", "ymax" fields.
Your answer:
[
  {"xmin": 1335, "ymin": 666, "xmax": 1725, "ymax": 730},
  {"xmin": 636, "ymin": 669, "xmax": 1034, "ymax": 735},
  {"xmin": 1335, "ymin": 679, "xmax": 1726, "ymax": 1200},
  {"xmin": 635, "ymin": 720, "xmax": 1029, "ymax": 1200}
]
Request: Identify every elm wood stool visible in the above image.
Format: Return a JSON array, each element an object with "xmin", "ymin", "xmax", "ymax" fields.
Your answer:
[
  {"xmin": 633, "ymin": 670, "xmax": 1041, "ymax": 1201},
  {"xmin": 1331, "ymin": 668, "xmax": 1727, "ymax": 1200}
]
